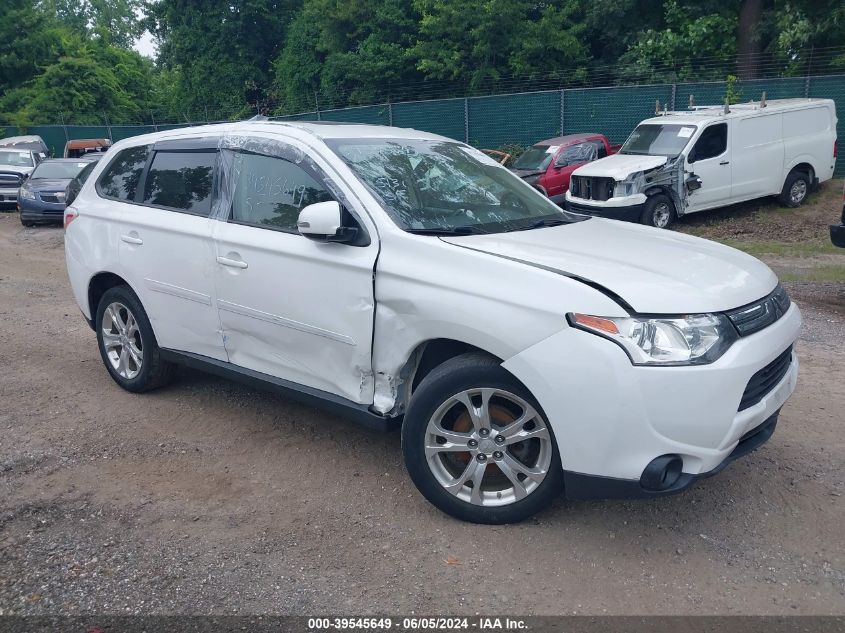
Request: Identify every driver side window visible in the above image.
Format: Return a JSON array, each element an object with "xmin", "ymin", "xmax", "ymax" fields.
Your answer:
[{"xmin": 690, "ymin": 123, "xmax": 727, "ymax": 162}]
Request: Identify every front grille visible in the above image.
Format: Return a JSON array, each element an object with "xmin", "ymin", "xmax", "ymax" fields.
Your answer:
[
  {"xmin": 726, "ymin": 284, "xmax": 791, "ymax": 337},
  {"xmin": 40, "ymin": 193, "xmax": 63, "ymax": 203},
  {"xmin": 739, "ymin": 345, "xmax": 793, "ymax": 411},
  {"xmin": 570, "ymin": 175, "xmax": 615, "ymax": 201},
  {"xmin": 0, "ymin": 171, "xmax": 23, "ymax": 187}
]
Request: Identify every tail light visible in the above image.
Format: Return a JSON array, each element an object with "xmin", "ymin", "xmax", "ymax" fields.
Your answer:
[{"xmin": 64, "ymin": 207, "xmax": 78, "ymax": 229}]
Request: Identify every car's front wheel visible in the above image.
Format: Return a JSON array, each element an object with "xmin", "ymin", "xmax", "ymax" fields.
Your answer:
[
  {"xmin": 95, "ymin": 285, "xmax": 175, "ymax": 393},
  {"xmin": 402, "ymin": 353, "xmax": 563, "ymax": 524},
  {"xmin": 641, "ymin": 194, "xmax": 676, "ymax": 228}
]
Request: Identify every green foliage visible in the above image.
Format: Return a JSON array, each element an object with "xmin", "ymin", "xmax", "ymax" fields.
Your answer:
[{"xmin": 724, "ymin": 74, "xmax": 742, "ymax": 105}]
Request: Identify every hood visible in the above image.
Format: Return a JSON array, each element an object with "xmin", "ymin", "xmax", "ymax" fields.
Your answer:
[
  {"xmin": 571, "ymin": 153, "xmax": 667, "ymax": 180},
  {"xmin": 0, "ymin": 165, "xmax": 33, "ymax": 177},
  {"xmin": 510, "ymin": 168, "xmax": 544, "ymax": 179},
  {"xmin": 440, "ymin": 219, "xmax": 778, "ymax": 314},
  {"xmin": 26, "ymin": 178, "xmax": 72, "ymax": 191}
]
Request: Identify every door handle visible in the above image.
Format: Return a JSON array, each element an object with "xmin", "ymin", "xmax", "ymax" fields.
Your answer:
[
  {"xmin": 120, "ymin": 234, "xmax": 143, "ymax": 245},
  {"xmin": 719, "ymin": 161, "xmax": 730, "ymax": 165},
  {"xmin": 216, "ymin": 255, "xmax": 248, "ymax": 269}
]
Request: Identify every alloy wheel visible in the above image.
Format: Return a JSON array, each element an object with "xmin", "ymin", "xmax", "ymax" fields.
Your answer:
[
  {"xmin": 790, "ymin": 180, "xmax": 807, "ymax": 205},
  {"xmin": 101, "ymin": 301, "xmax": 143, "ymax": 379},
  {"xmin": 424, "ymin": 388, "xmax": 553, "ymax": 507},
  {"xmin": 652, "ymin": 202, "xmax": 671, "ymax": 228}
]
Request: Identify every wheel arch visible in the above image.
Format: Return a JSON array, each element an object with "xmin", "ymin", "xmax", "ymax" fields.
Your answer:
[
  {"xmin": 391, "ymin": 338, "xmax": 506, "ymax": 415},
  {"xmin": 87, "ymin": 271, "xmax": 136, "ymax": 330},
  {"xmin": 784, "ymin": 160, "xmax": 817, "ymax": 186}
]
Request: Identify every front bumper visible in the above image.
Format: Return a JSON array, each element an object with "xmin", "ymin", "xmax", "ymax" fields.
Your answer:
[
  {"xmin": 19, "ymin": 195, "xmax": 66, "ymax": 221},
  {"xmin": 831, "ymin": 223, "xmax": 845, "ymax": 248},
  {"xmin": 0, "ymin": 187, "xmax": 19, "ymax": 204},
  {"xmin": 501, "ymin": 302, "xmax": 801, "ymax": 495},
  {"xmin": 564, "ymin": 192, "xmax": 645, "ymax": 223}
]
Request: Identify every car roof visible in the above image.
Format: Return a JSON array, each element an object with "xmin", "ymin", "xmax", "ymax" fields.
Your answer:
[
  {"xmin": 530, "ymin": 133, "xmax": 604, "ymax": 147},
  {"xmin": 639, "ymin": 98, "xmax": 834, "ymax": 126},
  {"xmin": 107, "ymin": 120, "xmax": 452, "ymax": 152},
  {"xmin": 39, "ymin": 157, "xmax": 100, "ymax": 163}
]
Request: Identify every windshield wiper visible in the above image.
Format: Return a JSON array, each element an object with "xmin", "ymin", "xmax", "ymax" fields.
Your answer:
[
  {"xmin": 405, "ymin": 225, "xmax": 488, "ymax": 236},
  {"xmin": 505, "ymin": 217, "xmax": 570, "ymax": 232}
]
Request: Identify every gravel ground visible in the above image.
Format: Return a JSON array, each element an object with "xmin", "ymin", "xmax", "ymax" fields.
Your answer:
[{"xmin": 0, "ymin": 212, "xmax": 843, "ymax": 615}]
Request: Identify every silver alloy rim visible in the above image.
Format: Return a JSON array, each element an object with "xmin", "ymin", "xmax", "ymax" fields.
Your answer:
[
  {"xmin": 653, "ymin": 202, "xmax": 671, "ymax": 228},
  {"xmin": 101, "ymin": 302, "xmax": 143, "ymax": 380},
  {"xmin": 790, "ymin": 180, "xmax": 807, "ymax": 204},
  {"xmin": 425, "ymin": 388, "xmax": 553, "ymax": 507}
]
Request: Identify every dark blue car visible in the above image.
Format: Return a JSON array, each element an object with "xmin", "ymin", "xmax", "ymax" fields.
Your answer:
[{"xmin": 19, "ymin": 157, "xmax": 100, "ymax": 226}]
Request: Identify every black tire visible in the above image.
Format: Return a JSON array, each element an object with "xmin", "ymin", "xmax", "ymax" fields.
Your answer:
[
  {"xmin": 779, "ymin": 169, "xmax": 811, "ymax": 208},
  {"xmin": 21, "ymin": 220, "xmax": 34, "ymax": 227},
  {"xmin": 95, "ymin": 285, "xmax": 175, "ymax": 393},
  {"xmin": 640, "ymin": 193, "xmax": 676, "ymax": 228},
  {"xmin": 402, "ymin": 352, "xmax": 563, "ymax": 524}
]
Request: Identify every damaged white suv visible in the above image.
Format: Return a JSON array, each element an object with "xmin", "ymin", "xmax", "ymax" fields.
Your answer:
[{"xmin": 65, "ymin": 122, "xmax": 801, "ymax": 523}]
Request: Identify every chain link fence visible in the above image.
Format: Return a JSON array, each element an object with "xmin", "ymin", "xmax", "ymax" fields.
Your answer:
[{"xmin": 4, "ymin": 75, "xmax": 844, "ymax": 175}]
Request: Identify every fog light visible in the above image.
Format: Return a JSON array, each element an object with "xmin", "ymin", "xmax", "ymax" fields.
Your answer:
[{"xmin": 640, "ymin": 455, "xmax": 683, "ymax": 491}]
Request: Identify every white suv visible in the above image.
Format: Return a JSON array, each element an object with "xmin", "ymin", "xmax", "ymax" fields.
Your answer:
[{"xmin": 64, "ymin": 122, "xmax": 801, "ymax": 524}]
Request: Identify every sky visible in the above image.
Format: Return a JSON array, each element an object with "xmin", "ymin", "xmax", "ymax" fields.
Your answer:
[{"xmin": 134, "ymin": 30, "xmax": 157, "ymax": 58}]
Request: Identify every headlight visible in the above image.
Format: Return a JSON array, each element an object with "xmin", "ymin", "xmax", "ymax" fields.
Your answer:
[
  {"xmin": 568, "ymin": 312, "xmax": 738, "ymax": 365},
  {"xmin": 19, "ymin": 186, "xmax": 36, "ymax": 200},
  {"xmin": 613, "ymin": 172, "xmax": 645, "ymax": 198}
]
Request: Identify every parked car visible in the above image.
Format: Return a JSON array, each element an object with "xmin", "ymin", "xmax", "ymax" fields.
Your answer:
[
  {"xmin": 65, "ymin": 122, "xmax": 801, "ymax": 524},
  {"xmin": 566, "ymin": 98, "xmax": 837, "ymax": 228},
  {"xmin": 19, "ymin": 157, "xmax": 101, "ymax": 226},
  {"xmin": 831, "ymin": 181, "xmax": 845, "ymax": 248},
  {"xmin": 64, "ymin": 138, "xmax": 112, "ymax": 158},
  {"xmin": 510, "ymin": 134, "xmax": 621, "ymax": 204},
  {"xmin": 0, "ymin": 134, "xmax": 49, "ymax": 157},
  {"xmin": 0, "ymin": 148, "xmax": 44, "ymax": 208}
]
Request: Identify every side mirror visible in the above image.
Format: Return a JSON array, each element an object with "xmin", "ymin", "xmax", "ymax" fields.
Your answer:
[
  {"xmin": 686, "ymin": 175, "xmax": 703, "ymax": 192},
  {"xmin": 297, "ymin": 200, "xmax": 358, "ymax": 243}
]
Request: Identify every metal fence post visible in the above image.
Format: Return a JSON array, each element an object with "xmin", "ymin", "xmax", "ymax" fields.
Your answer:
[
  {"xmin": 464, "ymin": 97, "xmax": 469, "ymax": 144},
  {"xmin": 559, "ymin": 89, "xmax": 565, "ymax": 135},
  {"xmin": 150, "ymin": 110, "xmax": 158, "ymax": 132},
  {"xmin": 315, "ymin": 91, "xmax": 321, "ymax": 121},
  {"xmin": 805, "ymin": 75, "xmax": 811, "ymax": 98},
  {"xmin": 103, "ymin": 113, "xmax": 113, "ymax": 142},
  {"xmin": 671, "ymin": 84, "xmax": 677, "ymax": 111},
  {"xmin": 388, "ymin": 101, "xmax": 394, "ymax": 127}
]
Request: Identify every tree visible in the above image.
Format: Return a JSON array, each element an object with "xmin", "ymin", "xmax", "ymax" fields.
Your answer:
[
  {"xmin": 0, "ymin": 0, "xmax": 63, "ymax": 91},
  {"xmin": 147, "ymin": 0, "xmax": 297, "ymax": 119}
]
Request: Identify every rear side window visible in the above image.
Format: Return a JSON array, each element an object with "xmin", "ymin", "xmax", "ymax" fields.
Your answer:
[
  {"xmin": 98, "ymin": 145, "xmax": 149, "ymax": 201},
  {"xmin": 142, "ymin": 151, "xmax": 216, "ymax": 216},
  {"xmin": 230, "ymin": 152, "xmax": 333, "ymax": 232}
]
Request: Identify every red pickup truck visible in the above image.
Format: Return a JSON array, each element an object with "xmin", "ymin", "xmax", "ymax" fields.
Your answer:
[{"xmin": 510, "ymin": 133, "xmax": 621, "ymax": 204}]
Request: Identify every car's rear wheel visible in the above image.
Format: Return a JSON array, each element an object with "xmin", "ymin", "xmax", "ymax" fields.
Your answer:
[
  {"xmin": 402, "ymin": 353, "xmax": 562, "ymax": 524},
  {"xmin": 641, "ymin": 194, "xmax": 676, "ymax": 228},
  {"xmin": 779, "ymin": 169, "xmax": 811, "ymax": 207},
  {"xmin": 95, "ymin": 286, "xmax": 175, "ymax": 393}
]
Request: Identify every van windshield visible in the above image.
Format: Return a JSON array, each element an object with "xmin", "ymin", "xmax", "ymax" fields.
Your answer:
[
  {"xmin": 327, "ymin": 138, "xmax": 582, "ymax": 234},
  {"xmin": 620, "ymin": 124, "xmax": 696, "ymax": 157}
]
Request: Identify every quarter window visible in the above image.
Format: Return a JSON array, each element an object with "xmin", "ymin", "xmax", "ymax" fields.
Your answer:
[
  {"xmin": 691, "ymin": 124, "xmax": 727, "ymax": 162},
  {"xmin": 97, "ymin": 145, "xmax": 149, "ymax": 201},
  {"xmin": 230, "ymin": 152, "xmax": 333, "ymax": 232},
  {"xmin": 142, "ymin": 151, "xmax": 216, "ymax": 215}
]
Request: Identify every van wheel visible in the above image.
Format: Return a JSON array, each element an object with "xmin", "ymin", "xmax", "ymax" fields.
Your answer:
[
  {"xmin": 95, "ymin": 286, "xmax": 175, "ymax": 393},
  {"xmin": 779, "ymin": 170, "xmax": 810, "ymax": 207},
  {"xmin": 402, "ymin": 353, "xmax": 563, "ymax": 524},
  {"xmin": 641, "ymin": 194, "xmax": 676, "ymax": 229}
]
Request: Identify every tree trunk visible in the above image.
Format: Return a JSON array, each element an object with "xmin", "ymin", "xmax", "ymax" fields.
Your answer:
[{"xmin": 737, "ymin": 0, "xmax": 763, "ymax": 80}]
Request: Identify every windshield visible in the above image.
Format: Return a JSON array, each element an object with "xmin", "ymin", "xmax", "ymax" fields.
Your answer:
[
  {"xmin": 31, "ymin": 161, "xmax": 91, "ymax": 179},
  {"xmin": 327, "ymin": 139, "xmax": 581, "ymax": 233},
  {"xmin": 0, "ymin": 151, "xmax": 33, "ymax": 167},
  {"xmin": 620, "ymin": 124, "xmax": 696, "ymax": 157},
  {"xmin": 512, "ymin": 145, "xmax": 555, "ymax": 171}
]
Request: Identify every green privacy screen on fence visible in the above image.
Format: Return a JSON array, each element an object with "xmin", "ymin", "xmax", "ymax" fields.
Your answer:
[{"xmin": 3, "ymin": 75, "xmax": 844, "ymax": 175}]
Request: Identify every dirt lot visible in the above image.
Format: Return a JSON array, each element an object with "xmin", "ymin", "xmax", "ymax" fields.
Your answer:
[{"xmin": 0, "ymin": 187, "xmax": 843, "ymax": 616}]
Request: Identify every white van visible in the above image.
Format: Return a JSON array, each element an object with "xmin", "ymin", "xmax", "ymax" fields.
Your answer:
[{"xmin": 565, "ymin": 98, "xmax": 837, "ymax": 228}]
